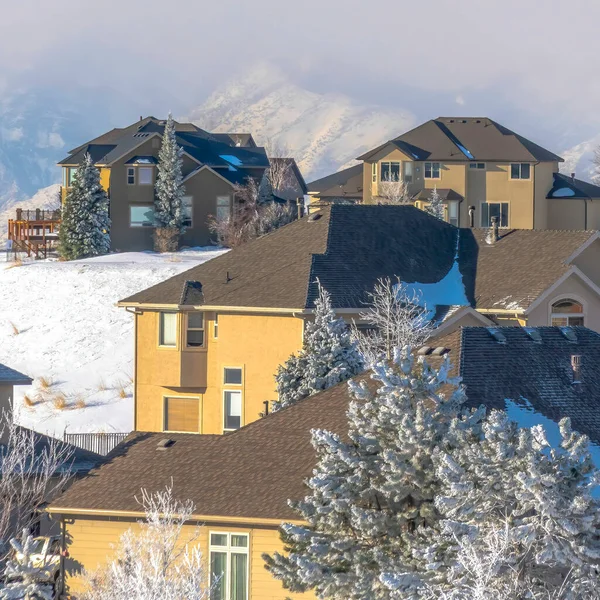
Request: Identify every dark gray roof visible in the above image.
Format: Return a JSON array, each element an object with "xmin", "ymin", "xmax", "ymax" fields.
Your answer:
[
  {"xmin": 430, "ymin": 327, "xmax": 600, "ymax": 445},
  {"xmin": 547, "ymin": 173, "xmax": 600, "ymax": 199},
  {"xmin": 0, "ymin": 363, "xmax": 32, "ymax": 385},
  {"xmin": 358, "ymin": 117, "xmax": 564, "ymax": 163},
  {"xmin": 212, "ymin": 133, "xmax": 257, "ymax": 148},
  {"xmin": 307, "ymin": 164, "xmax": 363, "ymax": 197},
  {"xmin": 58, "ymin": 144, "xmax": 117, "ymax": 166}
]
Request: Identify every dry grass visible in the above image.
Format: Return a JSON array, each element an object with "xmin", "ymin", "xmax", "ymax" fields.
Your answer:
[
  {"xmin": 97, "ymin": 377, "xmax": 108, "ymax": 392},
  {"xmin": 23, "ymin": 394, "xmax": 35, "ymax": 407},
  {"xmin": 38, "ymin": 376, "xmax": 53, "ymax": 390},
  {"xmin": 52, "ymin": 392, "xmax": 67, "ymax": 410},
  {"xmin": 118, "ymin": 385, "xmax": 128, "ymax": 399},
  {"xmin": 5, "ymin": 258, "xmax": 23, "ymax": 270},
  {"xmin": 75, "ymin": 396, "xmax": 86, "ymax": 409},
  {"xmin": 9, "ymin": 321, "xmax": 19, "ymax": 336}
]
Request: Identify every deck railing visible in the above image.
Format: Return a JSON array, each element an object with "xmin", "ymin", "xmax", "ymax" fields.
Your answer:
[{"xmin": 63, "ymin": 432, "xmax": 129, "ymax": 456}]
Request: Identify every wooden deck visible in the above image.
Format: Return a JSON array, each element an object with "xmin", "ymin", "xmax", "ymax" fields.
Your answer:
[{"xmin": 7, "ymin": 209, "xmax": 61, "ymax": 259}]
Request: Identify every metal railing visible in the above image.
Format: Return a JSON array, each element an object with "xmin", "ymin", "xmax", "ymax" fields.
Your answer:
[{"xmin": 63, "ymin": 432, "xmax": 129, "ymax": 456}]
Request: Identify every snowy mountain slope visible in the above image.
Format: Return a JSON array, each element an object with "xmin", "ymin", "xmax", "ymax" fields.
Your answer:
[
  {"xmin": 188, "ymin": 64, "xmax": 416, "ymax": 180},
  {"xmin": 0, "ymin": 248, "xmax": 227, "ymax": 437},
  {"xmin": 560, "ymin": 136, "xmax": 600, "ymax": 183}
]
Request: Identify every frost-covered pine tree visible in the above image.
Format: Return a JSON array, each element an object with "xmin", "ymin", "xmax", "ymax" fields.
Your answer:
[
  {"xmin": 425, "ymin": 186, "xmax": 444, "ymax": 221},
  {"xmin": 0, "ymin": 529, "xmax": 54, "ymax": 600},
  {"xmin": 272, "ymin": 282, "xmax": 363, "ymax": 412},
  {"xmin": 264, "ymin": 347, "xmax": 474, "ymax": 598},
  {"xmin": 154, "ymin": 113, "xmax": 185, "ymax": 251},
  {"xmin": 58, "ymin": 153, "xmax": 110, "ymax": 260}
]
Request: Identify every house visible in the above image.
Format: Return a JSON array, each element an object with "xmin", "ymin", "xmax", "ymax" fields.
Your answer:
[
  {"xmin": 117, "ymin": 204, "xmax": 600, "ymax": 436},
  {"xmin": 47, "ymin": 325, "xmax": 600, "ymax": 597},
  {"xmin": 306, "ymin": 163, "xmax": 363, "ymax": 204},
  {"xmin": 57, "ymin": 117, "xmax": 271, "ymax": 251},
  {"xmin": 0, "ymin": 361, "xmax": 32, "ymax": 443},
  {"xmin": 268, "ymin": 158, "xmax": 308, "ymax": 203},
  {"xmin": 319, "ymin": 117, "xmax": 600, "ymax": 230}
]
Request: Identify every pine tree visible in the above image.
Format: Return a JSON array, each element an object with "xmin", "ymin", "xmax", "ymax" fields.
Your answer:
[
  {"xmin": 0, "ymin": 529, "xmax": 54, "ymax": 600},
  {"xmin": 58, "ymin": 154, "xmax": 110, "ymax": 260},
  {"xmin": 425, "ymin": 186, "xmax": 444, "ymax": 221},
  {"xmin": 264, "ymin": 348, "xmax": 473, "ymax": 599},
  {"xmin": 271, "ymin": 282, "xmax": 363, "ymax": 412},
  {"xmin": 154, "ymin": 113, "xmax": 185, "ymax": 236}
]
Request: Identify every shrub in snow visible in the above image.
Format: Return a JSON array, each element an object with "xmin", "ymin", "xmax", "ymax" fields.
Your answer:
[
  {"xmin": 154, "ymin": 113, "xmax": 185, "ymax": 252},
  {"xmin": 58, "ymin": 154, "xmax": 110, "ymax": 260},
  {"xmin": 80, "ymin": 484, "xmax": 210, "ymax": 600},
  {"xmin": 425, "ymin": 186, "xmax": 444, "ymax": 221},
  {"xmin": 0, "ymin": 529, "xmax": 54, "ymax": 600},
  {"xmin": 272, "ymin": 282, "xmax": 363, "ymax": 412}
]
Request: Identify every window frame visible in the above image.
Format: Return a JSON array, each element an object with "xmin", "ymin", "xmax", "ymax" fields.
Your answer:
[
  {"xmin": 469, "ymin": 162, "xmax": 486, "ymax": 170},
  {"xmin": 223, "ymin": 367, "xmax": 243, "ymax": 386},
  {"xmin": 213, "ymin": 313, "xmax": 219, "ymax": 339},
  {"xmin": 371, "ymin": 162, "xmax": 377, "ymax": 183},
  {"xmin": 549, "ymin": 296, "xmax": 586, "ymax": 327},
  {"xmin": 447, "ymin": 200, "xmax": 459, "ymax": 227},
  {"xmin": 223, "ymin": 389, "xmax": 243, "ymax": 432},
  {"xmin": 158, "ymin": 311, "xmax": 178, "ymax": 348},
  {"xmin": 209, "ymin": 531, "xmax": 250, "ymax": 600},
  {"xmin": 424, "ymin": 162, "xmax": 441, "ymax": 180},
  {"xmin": 480, "ymin": 202, "xmax": 509, "ymax": 228},
  {"xmin": 137, "ymin": 166, "xmax": 154, "ymax": 186},
  {"xmin": 65, "ymin": 167, "xmax": 78, "ymax": 188},
  {"xmin": 182, "ymin": 195, "xmax": 193, "ymax": 228},
  {"xmin": 126, "ymin": 167, "xmax": 136, "ymax": 185},
  {"xmin": 129, "ymin": 204, "xmax": 155, "ymax": 228},
  {"xmin": 509, "ymin": 162, "xmax": 531, "ymax": 180},
  {"xmin": 403, "ymin": 161, "xmax": 414, "ymax": 183},
  {"xmin": 216, "ymin": 195, "xmax": 232, "ymax": 221},
  {"xmin": 163, "ymin": 395, "xmax": 201, "ymax": 433},
  {"xmin": 380, "ymin": 161, "xmax": 401, "ymax": 182},
  {"xmin": 185, "ymin": 312, "xmax": 205, "ymax": 349}
]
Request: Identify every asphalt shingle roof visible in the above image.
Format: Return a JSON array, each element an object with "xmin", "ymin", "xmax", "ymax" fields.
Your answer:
[
  {"xmin": 307, "ymin": 164, "xmax": 363, "ymax": 195},
  {"xmin": 0, "ymin": 363, "xmax": 31, "ymax": 385},
  {"xmin": 547, "ymin": 173, "xmax": 600, "ymax": 199}
]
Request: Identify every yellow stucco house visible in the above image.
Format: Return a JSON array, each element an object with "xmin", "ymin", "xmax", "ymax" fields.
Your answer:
[{"xmin": 307, "ymin": 117, "xmax": 600, "ymax": 231}]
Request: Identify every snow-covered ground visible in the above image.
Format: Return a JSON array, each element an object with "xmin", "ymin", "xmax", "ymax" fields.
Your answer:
[{"xmin": 0, "ymin": 247, "xmax": 227, "ymax": 437}]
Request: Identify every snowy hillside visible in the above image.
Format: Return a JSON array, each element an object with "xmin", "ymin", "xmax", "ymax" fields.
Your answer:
[
  {"xmin": 561, "ymin": 136, "xmax": 600, "ymax": 183},
  {"xmin": 188, "ymin": 64, "xmax": 416, "ymax": 181},
  {"xmin": 0, "ymin": 248, "xmax": 227, "ymax": 437}
]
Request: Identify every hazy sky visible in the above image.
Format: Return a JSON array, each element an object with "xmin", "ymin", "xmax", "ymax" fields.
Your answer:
[{"xmin": 2, "ymin": 0, "xmax": 600, "ymax": 140}]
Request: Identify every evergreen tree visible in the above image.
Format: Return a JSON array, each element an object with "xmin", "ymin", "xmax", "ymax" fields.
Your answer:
[
  {"xmin": 58, "ymin": 154, "xmax": 110, "ymax": 260},
  {"xmin": 425, "ymin": 186, "xmax": 444, "ymax": 221},
  {"xmin": 154, "ymin": 113, "xmax": 185, "ymax": 232},
  {"xmin": 1, "ymin": 529, "xmax": 54, "ymax": 600},
  {"xmin": 272, "ymin": 282, "xmax": 363, "ymax": 412}
]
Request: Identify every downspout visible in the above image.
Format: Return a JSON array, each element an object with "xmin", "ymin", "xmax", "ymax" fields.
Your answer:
[
  {"xmin": 585, "ymin": 198, "xmax": 588, "ymax": 230},
  {"xmin": 532, "ymin": 161, "xmax": 539, "ymax": 229},
  {"xmin": 126, "ymin": 307, "xmax": 139, "ymax": 430},
  {"xmin": 59, "ymin": 517, "xmax": 66, "ymax": 597}
]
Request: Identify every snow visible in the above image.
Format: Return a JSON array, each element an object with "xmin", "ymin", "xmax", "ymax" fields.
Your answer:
[
  {"xmin": 552, "ymin": 187, "xmax": 576, "ymax": 197},
  {"xmin": 0, "ymin": 247, "xmax": 227, "ymax": 437}
]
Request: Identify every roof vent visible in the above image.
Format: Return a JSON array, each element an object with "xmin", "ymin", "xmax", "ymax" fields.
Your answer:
[
  {"xmin": 571, "ymin": 354, "xmax": 582, "ymax": 385},
  {"xmin": 487, "ymin": 328, "xmax": 507, "ymax": 344},
  {"xmin": 157, "ymin": 438, "xmax": 175, "ymax": 451},
  {"xmin": 523, "ymin": 327, "xmax": 542, "ymax": 343},
  {"xmin": 417, "ymin": 346, "xmax": 433, "ymax": 356},
  {"xmin": 431, "ymin": 347, "xmax": 450, "ymax": 356},
  {"xmin": 560, "ymin": 326, "xmax": 578, "ymax": 343},
  {"xmin": 461, "ymin": 119, "xmax": 467, "ymax": 123},
  {"xmin": 308, "ymin": 212, "xmax": 322, "ymax": 222},
  {"xmin": 475, "ymin": 119, "xmax": 482, "ymax": 123},
  {"xmin": 448, "ymin": 119, "xmax": 455, "ymax": 123},
  {"xmin": 133, "ymin": 133, "xmax": 150, "ymax": 138}
]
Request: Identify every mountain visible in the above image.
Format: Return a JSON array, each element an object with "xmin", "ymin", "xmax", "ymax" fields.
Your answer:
[
  {"xmin": 560, "ymin": 136, "xmax": 600, "ymax": 183},
  {"xmin": 188, "ymin": 64, "xmax": 416, "ymax": 181}
]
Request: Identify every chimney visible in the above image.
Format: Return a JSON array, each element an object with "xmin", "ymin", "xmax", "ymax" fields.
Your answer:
[
  {"xmin": 468, "ymin": 205, "xmax": 475, "ymax": 228},
  {"xmin": 296, "ymin": 198, "xmax": 304, "ymax": 219},
  {"xmin": 486, "ymin": 216, "xmax": 499, "ymax": 245},
  {"xmin": 140, "ymin": 116, "xmax": 143, "ymax": 121},
  {"xmin": 571, "ymin": 172, "xmax": 576, "ymax": 182},
  {"xmin": 571, "ymin": 354, "xmax": 582, "ymax": 385}
]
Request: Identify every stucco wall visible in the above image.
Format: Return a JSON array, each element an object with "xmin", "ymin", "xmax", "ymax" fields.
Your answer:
[{"xmin": 547, "ymin": 198, "xmax": 587, "ymax": 230}]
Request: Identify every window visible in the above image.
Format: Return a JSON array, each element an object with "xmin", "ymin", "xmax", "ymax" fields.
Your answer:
[
  {"xmin": 66, "ymin": 167, "xmax": 78, "ymax": 187},
  {"xmin": 127, "ymin": 167, "xmax": 135, "ymax": 185},
  {"xmin": 380, "ymin": 162, "xmax": 401, "ymax": 182},
  {"xmin": 424, "ymin": 162, "xmax": 441, "ymax": 179},
  {"xmin": 224, "ymin": 367, "xmax": 242, "ymax": 385},
  {"xmin": 164, "ymin": 397, "xmax": 199, "ymax": 432},
  {"xmin": 186, "ymin": 312, "xmax": 204, "ymax": 348},
  {"xmin": 138, "ymin": 167, "xmax": 153, "ymax": 185},
  {"xmin": 551, "ymin": 299, "xmax": 585, "ymax": 327},
  {"xmin": 214, "ymin": 314, "xmax": 219, "ymax": 339},
  {"xmin": 224, "ymin": 390, "xmax": 242, "ymax": 431},
  {"xmin": 510, "ymin": 163, "xmax": 531, "ymax": 180},
  {"xmin": 130, "ymin": 205, "xmax": 155, "ymax": 227},
  {"xmin": 447, "ymin": 201, "xmax": 459, "ymax": 227},
  {"xmin": 404, "ymin": 161, "xmax": 414, "ymax": 183},
  {"xmin": 182, "ymin": 196, "xmax": 193, "ymax": 228},
  {"xmin": 469, "ymin": 162, "xmax": 485, "ymax": 170},
  {"xmin": 210, "ymin": 532, "xmax": 249, "ymax": 600},
  {"xmin": 371, "ymin": 162, "xmax": 377, "ymax": 183},
  {"xmin": 481, "ymin": 202, "xmax": 509, "ymax": 228},
  {"xmin": 217, "ymin": 196, "xmax": 231, "ymax": 221},
  {"xmin": 159, "ymin": 312, "xmax": 177, "ymax": 347}
]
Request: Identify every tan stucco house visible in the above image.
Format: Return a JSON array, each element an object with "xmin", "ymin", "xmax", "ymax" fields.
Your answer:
[
  {"xmin": 58, "ymin": 118, "xmax": 272, "ymax": 251},
  {"xmin": 309, "ymin": 117, "xmax": 600, "ymax": 230}
]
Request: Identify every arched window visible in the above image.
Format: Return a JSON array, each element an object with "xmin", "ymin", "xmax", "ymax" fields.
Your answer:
[{"xmin": 550, "ymin": 298, "xmax": 585, "ymax": 327}]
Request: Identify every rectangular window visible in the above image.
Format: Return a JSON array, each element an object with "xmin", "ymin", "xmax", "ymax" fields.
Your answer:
[
  {"xmin": 371, "ymin": 162, "xmax": 377, "ymax": 183},
  {"xmin": 210, "ymin": 532, "xmax": 249, "ymax": 600},
  {"xmin": 159, "ymin": 312, "xmax": 177, "ymax": 347},
  {"xmin": 127, "ymin": 167, "xmax": 135, "ymax": 185},
  {"xmin": 403, "ymin": 161, "xmax": 414, "ymax": 183},
  {"xmin": 186, "ymin": 312, "xmax": 204, "ymax": 348},
  {"xmin": 380, "ymin": 162, "xmax": 401, "ymax": 182},
  {"xmin": 447, "ymin": 201, "xmax": 459, "ymax": 227},
  {"xmin": 469, "ymin": 162, "xmax": 485, "ymax": 170},
  {"xmin": 224, "ymin": 367, "xmax": 242, "ymax": 385},
  {"xmin": 182, "ymin": 196, "xmax": 193, "ymax": 228},
  {"xmin": 130, "ymin": 205, "xmax": 155, "ymax": 227},
  {"xmin": 224, "ymin": 390, "xmax": 242, "ymax": 431},
  {"xmin": 138, "ymin": 167, "xmax": 153, "ymax": 185},
  {"xmin": 67, "ymin": 167, "xmax": 78, "ymax": 187},
  {"xmin": 510, "ymin": 163, "xmax": 531, "ymax": 180},
  {"xmin": 424, "ymin": 162, "xmax": 441, "ymax": 179},
  {"xmin": 216, "ymin": 196, "xmax": 231, "ymax": 221},
  {"xmin": 214, "ymin": 314, "xmax": 219, "ymax": 339},
  {"xmin": 481, "ymin": 202, "xmax": 509, "ymax": 228},
  {"xmin": 164, "ymin": 397, "xmax": 199, "ymax": 433}
]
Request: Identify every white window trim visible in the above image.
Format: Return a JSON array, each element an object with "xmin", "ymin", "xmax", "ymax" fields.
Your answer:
[
  {"xmin": 548, "ymin": 294, "xmax": 586, "ymax": 327},
  {"xmin": 223, "ymin": 366, "xmax": 243, "ymax": 386},
  {"xmin": 424, "ymin": 161, "xmax": 441, "ymax": 180},
  {"xmin": 509, "ymin": 162, "xmax": 532, "ymax": 181},
  {"xmin": 213, "ymin": 313, "xmax": 219, "ymax": 339},
  {"xmin": 223, "ymin": 389, "xmax": 243, "ymax": 432},
  {"xmin": 129, "ymin": 204, "xmax": 155, "ymax": 228},
  {"xmin": 371, "ymin": 162, "xmax": 377, "ymax": 183},
  {"xmin": 185, "ymin": 312, "xmax": 205, "ymax": 349},
  {"xmin": 126, "ymin": 167, "xmax": 136, "ymax": 186},
  {"xmin": 182, "ymin": 195, "xmax": 194, "ymax": 228},
  {"xmin": 137, "ymin": 166, "xmax": 154, "ymax": 186},
  {"xmin": 480, "ymin": 201, "xmax": 510, "ymax": 229},
  {"xmin": 380, "ymin": 161, "xmax": 402, "ymax": 182},
  {"xmin": 209, "ymin": 531, "xmax": 250, "ymax": 600},
  {"xmin": 447, "ymin": 200, "xmax": 459, "ymax": 227},
  {"xmin": 158, "ymin": 311, "xmax": 178, "ymax": 348},
  {"xmin": 162, "ymin": 395, "xmax": 201, "ymax": 433}
]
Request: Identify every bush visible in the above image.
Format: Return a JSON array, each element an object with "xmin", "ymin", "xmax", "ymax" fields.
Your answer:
[{"xmin": 153, "ymin": 227, "xmax": 180, "ymax": 253}]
